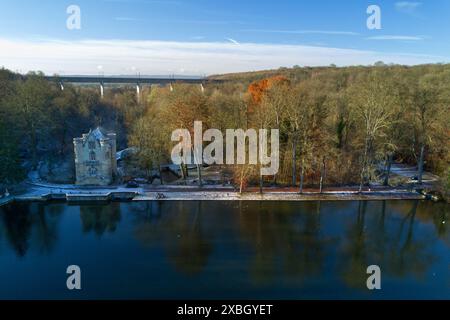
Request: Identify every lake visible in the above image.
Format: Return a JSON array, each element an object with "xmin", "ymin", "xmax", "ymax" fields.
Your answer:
[{"xmin": 0, "ymin": 200, "xmax": 448, "ymax": 299}]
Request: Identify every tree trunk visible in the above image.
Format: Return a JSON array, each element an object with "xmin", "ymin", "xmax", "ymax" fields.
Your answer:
[
  {"xmin": 418, "ymin": 145, "xmax": 425, "ymax": 184},
  {"xmin": 158, "ymin": 165, "xmax": 164, "ymax": 185},
  {"xmin": 299, "ymin": 158, "xmax": 305, "ymax": 194},
  {"xmin": 383, "ymin": 153, "xmax": 393, "ymax": 186},
  {"xmin": 359, "ymin": 136, "xmax": 369, "ymax": 194},
  {"xmin": 292, "ymin": 138, "xmax": 297, "ymax": 186},
  {"xmin": 319, "ymin": 157, "xmax": 325, "ymax": 193},
  {"xmin": 191, "ymin": 146, "xmax": 202, "ymax": 187},
  {"xmin": 146, "ymin": 168, "xmax": 151, "ymax": 182},
  {"xmin": 358, "ymin": 168, "xmax": 365, "ymax": 193},
  {"xmin": 239, "ymin": 166, "xmax": 245, "ymax": 194},
  {"xmin": 30, "ymin": 124, "xmax": 38, "ymax": 169},
  {"xmin": 197, "ymin": 164, "xmax": 202, "ymax": 187},
  {"xmin": 180, "ymin": 164, "xmax": 187, "ymax": 185},
  {"xmin": 60, "ymin": 126, "xmax": 67, "ymax": 156},
  {"xmin": 259, "ymin": 174, "xmax": 263, "ymax": 194}
]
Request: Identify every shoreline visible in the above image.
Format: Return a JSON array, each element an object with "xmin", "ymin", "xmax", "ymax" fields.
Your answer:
[
  {"xmin": 132, "ymin": 190, "xmax": 425, "ymax": 201},
  {"xmin": 0, "ymin": 161, "xmax": 439, "ymax": 206},
  {"xmin": 0, "ymin": 182, "xmax": 429, "ymax": 206}
]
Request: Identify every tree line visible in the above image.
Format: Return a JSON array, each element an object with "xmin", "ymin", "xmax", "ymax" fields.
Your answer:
[
  {"xmin": 130, "ymin": 64, "xmax": 450, "ymax": 195},
  {"xmin": 0, "ymin": 69, "xmax": 143, "ymax": 184},
  {"xmin": 0, "ymin": 65, "xmax": 449, "ymax": 198}
]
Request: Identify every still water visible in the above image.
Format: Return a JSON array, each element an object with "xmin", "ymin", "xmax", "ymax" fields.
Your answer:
[{"xmin": 0, "ymin": 200, "xmax": 448, "ymax": 299}]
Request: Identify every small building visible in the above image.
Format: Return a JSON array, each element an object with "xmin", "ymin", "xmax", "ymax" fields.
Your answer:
[{"xmin": 73, "ymin": 128, "xmax": 117, "ymax": 185}]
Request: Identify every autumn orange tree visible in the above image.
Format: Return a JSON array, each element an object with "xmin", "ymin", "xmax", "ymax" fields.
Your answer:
[
  {"xmin": 247, "ymin": 75, "xmax": 290, "ymax": 114},
  {"xmin": 243, "ymin": 76, "xmax": 291, "ymax": 192}
]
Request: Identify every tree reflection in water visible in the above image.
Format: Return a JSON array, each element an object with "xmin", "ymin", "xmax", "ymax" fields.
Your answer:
[
  {"xmin": 339, "ymin": 200, "xmax": 444, "ymax": 289},
  {"xmin": 79, "ymin": 203, "xmax": 121, "ymax": 236},
  {"xmin": 237, "ymin": 201, "xmax": 328, "ymax": 286},
  {"xmin": 127, "ymin": 200, "xmax": 447, "ymax": 287},
  {"xmin": 340, "ymin": 201, "xmax": 371, "ymax": 288},
  {"xmin": 0, "ymin": 199, "xmax": 447, "ymax": 294},
  {"xmin": 132, "ymin": 201, "xmax": 212, "ymax": 276},
  {"xmin": 387, "ymin": 201, "xmax": 437, "ymax": 279},
  {"xmin": 0, "ymin": 202, "xmax": 63, "ymax": 256}
]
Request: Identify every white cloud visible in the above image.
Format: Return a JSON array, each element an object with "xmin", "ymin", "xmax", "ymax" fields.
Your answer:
[
  {"xmin": 366, "ymin": 35, "xmax": 424, "ymax": 41},
  {"xmin": 243, "ymin": 29, "xmax": 359, "ymax": 36},
  {"xmin": 395, "ymin": 2, "xmax": 422, "ymax": 14},
  {"xmin": 0, "ymin": 38, "xmax": 446, "ymax": 76}
]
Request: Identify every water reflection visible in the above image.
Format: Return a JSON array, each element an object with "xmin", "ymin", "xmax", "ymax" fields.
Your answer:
[
  {"xmin": 339, "ymin": 200, "xmax": 441, "ymax": 288},
  {"xmin": 0, "ymin": 200, "xmax": 448, "ymax": 298},
  {"xmin": 132, "ymin": 201, "xmax": 212, "ymax": 275},
  {"xmin": 385, "ymin": 201, "xmax": 437, "ymax": 278},
  {"xmin": 79, "ymin": 203, "xmax": 121, "ymax": 236},
  {"xmin": 0, "ymin": 202, "xmax": 63, "ymax": 256},
  {"xmin": 237, "ymin": 201, "xmax": 327, "ymax": 285}
]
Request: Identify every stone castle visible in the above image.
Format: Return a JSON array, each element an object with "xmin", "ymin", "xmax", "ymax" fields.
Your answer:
[{"xmin": 73, "ymin": 128, "xmax": 117, "ymax": 185}]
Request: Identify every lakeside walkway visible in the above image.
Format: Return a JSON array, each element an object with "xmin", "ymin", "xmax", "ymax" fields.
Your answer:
[
  {"xmin": 0, "ymin": 162, "xmax": 434, "ymax": 206},
  {"xmin": 0, "ymin": 180, "xmax": 426, "ymax": 206},
  {"xmin": 134, "ymin": 190, "xmax": 424, "ymax": 201},
  {"xmin": 389, "ymin": 163, "xmax": 440, "ymax": 183}
]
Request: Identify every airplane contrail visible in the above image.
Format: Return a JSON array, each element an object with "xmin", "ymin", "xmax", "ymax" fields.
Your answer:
[{"xmin": 226, "ymin": 38, "xmax": 240, "ymax": 45}]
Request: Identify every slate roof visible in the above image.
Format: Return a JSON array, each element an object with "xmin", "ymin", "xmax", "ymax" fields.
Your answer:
[{"xmin": 91, "ymin": 127, "xmax": 107, "ymax": 140}]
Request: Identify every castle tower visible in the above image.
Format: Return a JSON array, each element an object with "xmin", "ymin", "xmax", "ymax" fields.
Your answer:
[{"xmin": 73, "ymin": 128, "xmax": 117, "ymax": 186}]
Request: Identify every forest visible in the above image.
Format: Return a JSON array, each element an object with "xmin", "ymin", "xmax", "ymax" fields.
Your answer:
[{"xmin": 0, "ymin": 64, "xmax": 449, "ymax": 198}]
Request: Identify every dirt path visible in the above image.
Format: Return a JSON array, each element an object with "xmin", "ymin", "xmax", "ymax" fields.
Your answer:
[{"xmin": 389, "ymin": 163, "xmax": 439, "ymax": 182}]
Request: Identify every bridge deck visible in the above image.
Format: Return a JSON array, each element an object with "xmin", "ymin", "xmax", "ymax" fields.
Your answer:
[{"xmin": 45, "ymin": 76, "xmax": 219, "ymax": 85}]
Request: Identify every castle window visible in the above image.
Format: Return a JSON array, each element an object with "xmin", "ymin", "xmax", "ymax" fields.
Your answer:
[
  {"xmin": 88, "ymin": 141, "xmax": 96, "ymax": 150},
  {"xmin": 89, "ymin": 151, "xmax": 96, "ymax": 161},
  {"xmin": 88, "ymin": 166, "xmax": 97, "ymax": 176}
]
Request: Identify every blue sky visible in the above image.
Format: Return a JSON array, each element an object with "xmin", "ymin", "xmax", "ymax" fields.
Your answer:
[{"xmin": 0, "ymin": 0, "xmax": 449, "ymax": 75}]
